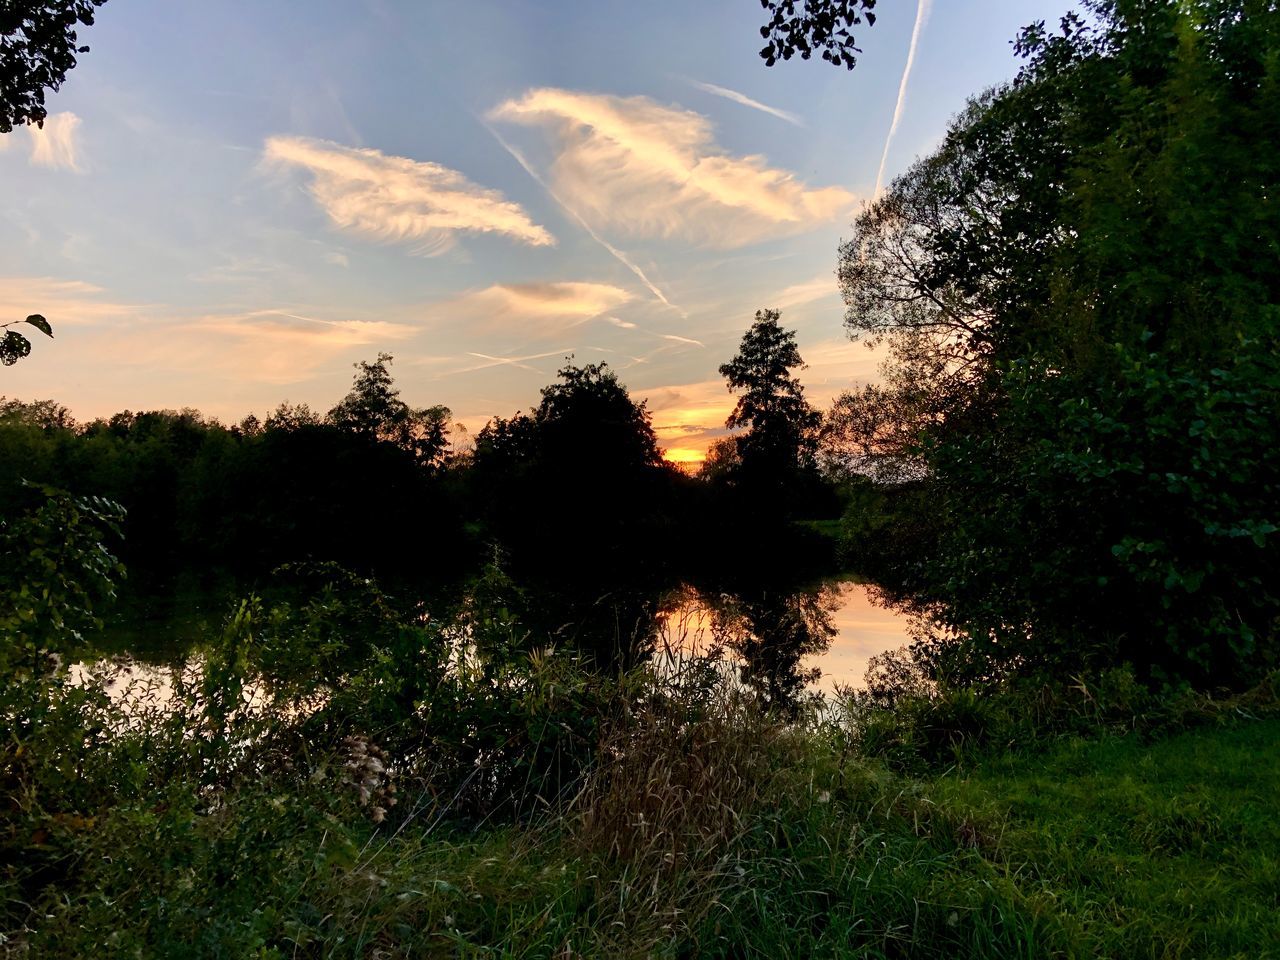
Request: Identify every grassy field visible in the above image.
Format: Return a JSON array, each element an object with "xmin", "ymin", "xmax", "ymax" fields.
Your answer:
[
  {"xmin": 9, "ymin": 665, "xmax": 1277, "ymax": 959},
  {"xmin": 937, "ymin": 717, "xmax": 1280, "ymax": 959}
]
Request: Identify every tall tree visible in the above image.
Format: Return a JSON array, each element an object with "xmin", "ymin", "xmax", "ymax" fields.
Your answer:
[
  {"xmin": 327, "ymin": 353, "xmax": 452, "ymax": 469},
  {"xmin": 719, "ymin": 309, "xmax": 821, "ymax": 501},
  {"xmin": 833, "ymin": 0, "xmax": 1280, "ymax": 687}
]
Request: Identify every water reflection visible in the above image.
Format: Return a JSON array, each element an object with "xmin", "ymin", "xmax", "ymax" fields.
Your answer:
[
  {"xmin": 656, "ymin": 580, "xmax": 911, "ymax": 701},
  {"xmin": 84, "ymin": 579, "xmax": 912, "ymax": 713}
]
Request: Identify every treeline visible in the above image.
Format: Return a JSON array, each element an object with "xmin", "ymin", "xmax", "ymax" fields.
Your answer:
[{"xmin": 0, "ymin": 327, "xmax": 847, "ymax": 618}]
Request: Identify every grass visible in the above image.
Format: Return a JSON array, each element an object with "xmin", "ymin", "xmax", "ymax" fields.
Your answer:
[
  {"xmin": 6, "ymin": 598, "xmax": 1279, "ymax": 959},
  {"xmin": 13, "ymin": 701, "xmax": 1277, "ymax": 957},
  {"xmin": 935, "ymin": 717, "xmax": 1280, "ymax": 959}
]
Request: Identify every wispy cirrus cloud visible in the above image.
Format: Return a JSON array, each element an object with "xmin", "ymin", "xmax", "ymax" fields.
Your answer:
[
  {"xmin": 690, "ymin": 80, "xmax": 802, "ymax": 127},
  {"xmin": 489, "ymin": 88, "xmax": 853, "ymax": 248},
  {"xmin": 180, "ymin": 310, "xmax": 415, "ymax": 383},
  {"xmin": 769, "ymin": 273, "xmax": 839, "ymax": 311},
  {"xmin": 436, "ymin": 280, "xmax": 633, "ymax": 339},
  {"xmin": 263, "ymin": 135, "xmax": 554, "ymax": 254},
  {"xmin": 27, "ymin": 112, "xmax": 84, "ymax": 171},
  {"xmin": 0, "ymin": 276, "xmax": 133, "ymax": 325}
]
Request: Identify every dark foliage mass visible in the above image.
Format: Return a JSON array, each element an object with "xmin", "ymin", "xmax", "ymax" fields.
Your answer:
[
  {"xmin": 0, "ymin": 0, "xmax": 107, "ymax": 132},
  {"xmin": 757, "ymin": 0, "xmax": 878, "ymax": 69},
  {"xmin": 0, "ymin": 341, "xmax": 841, "ymax": 669},
  {"xmin": 0, "ymin": 358, "xmax": 472, "ymax": 599},
  {"xmin": 833, "ymin": 0, "xmax": 1280, "ymax": 688}
]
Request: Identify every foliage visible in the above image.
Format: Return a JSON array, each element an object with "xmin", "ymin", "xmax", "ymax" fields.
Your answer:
[
  {"xmin": 0, "ymin": 371, "xmax": 471, "ymax": 593},
  {"xmin": 0, "ymin": 483, "xmax": 124, "ymax": 675},
  {"xmin": 832, "ymin": 0, "xmax": 1280, "ymax": 688},
  {"xmin": 0, "ymin": 1, "xmax": 106, "ymax": 132},
  {"xmin": 326, "ymin": 353, "xmax": 453, "ymax": 470},
  {"xmin": 470, "ymin": 361, "xmax": 685, "ymax": 665},
  {"xmin": 718, "ymin": 309, "xmax": 822, "ymax": 506},
  {"xmin": 0, "ymin": 315, "xmax": 53, "ymax": 366},
  {"xmin": 3, "ymin": 504, "xmax": 1277, "ymax": 957},
  {"xmin": 757, "ymin": 0, "xmax": 878, "ymax": 69}
]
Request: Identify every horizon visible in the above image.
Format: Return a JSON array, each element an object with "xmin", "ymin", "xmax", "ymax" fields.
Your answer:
[{"xmin": 2, "ymin": 0, "xmax": 1068, "ymax": 463}]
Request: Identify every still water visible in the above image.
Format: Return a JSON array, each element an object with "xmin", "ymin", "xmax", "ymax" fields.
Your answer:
[
  {"xmin": 85, "ymin": 579, "xmax": 913, "ymax": 703},
  {"xmin": 656, "ymin": 580, "xmax": 911, "ymax": 695}
]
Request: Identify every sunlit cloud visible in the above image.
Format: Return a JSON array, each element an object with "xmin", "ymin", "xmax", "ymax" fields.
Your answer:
[
  {"xmin": 441, "ymin": 280, "xmax": 632, "ymax": 338},
  {"xmin": 490, "ymin": 88, "xmax": 854, "ymax": 248},
  {"xmin": 484, "ymin": 123, "xmax": 683, "ymax": 313},
  {"xmin": 263, "ymin": 135, "xmax": 555, "ymax": 254},
  {"xmin": 690, "ymin": 80, "xmax": 802, "ymax": 127},
  {"xmin": 770, "ymin": 273, "xmax": 839, "ymax": 311},
  {"xmin": 0, "ymin": 276, "xmax": 134, "ymax": 325},
  {"xmin": 27, "ymin": 112, "xmax": 83, "ymax": 171},
  {"xmin": 179, "ymin": 310, "xmax": 415, "ymax": 383}
]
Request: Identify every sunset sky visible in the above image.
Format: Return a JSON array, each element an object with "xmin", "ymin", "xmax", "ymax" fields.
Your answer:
[{"xmin": 2, "ymin": 0, "xmax": 1068, "ymax": 462}]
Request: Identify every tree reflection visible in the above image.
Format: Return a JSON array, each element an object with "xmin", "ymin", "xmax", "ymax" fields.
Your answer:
[{"xmin": 709, "ymin": 583, "xmax": 840, "ymax": 710}]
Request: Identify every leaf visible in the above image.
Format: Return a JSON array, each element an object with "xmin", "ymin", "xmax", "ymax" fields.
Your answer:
[
  {"xmin": 1, "ymin": 330, "xmax": 32, "ymax": 365},
  {"xmin": 25, "ymin": 314, "xmax": 53, "ymax": 338}
]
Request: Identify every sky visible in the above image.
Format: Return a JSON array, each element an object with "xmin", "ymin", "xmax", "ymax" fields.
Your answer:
[{"xmin": 1, "ymin": 0, "xmax": 1071, "ymax": 462}]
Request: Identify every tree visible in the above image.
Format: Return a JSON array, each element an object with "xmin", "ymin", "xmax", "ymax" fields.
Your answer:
[
  {"xmin": 757, "ymin": 0, "xmax": 879, "ymax": 69},
  {"xmin": 833, "ymin": 0, "xmax": 1280, "ymax": 687},
  {"xmin": 471, "ymin": 361, "xmax": 672, "ymax": 666},
  {"xmin": 719, "ymin": 309, "xmax": 821, "ymax": 500},
  {"xmin": 1, "ymin": 0, "xmax": 108, "ymax": 132},
  {"xmin": 1, "ymin": 315, "xmax": 53, "ymax": 366},
  {"xmin": 327, "ymin": 353, "xmax": 452, "ymax": 469}
]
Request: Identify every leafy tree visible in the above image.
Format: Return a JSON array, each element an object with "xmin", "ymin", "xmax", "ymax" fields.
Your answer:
[
  {"xmin": 0, "ymin": 483, "xmax": 125, "ymax": 675},
  {"xmin": 326, "ymin": 353, "xmax": 452, "ymax": 469},
  {"xmin": 1, "ymin": 315, "xmax": 53, "ymax": 366},
  {"xmin": 834, "ymin": 0, "xmax": 1280, "ymax": 687},
  {"xmin": 264, "ymin": 400, "xmax": 319, "ymax": 432},
  {"xmin": 0, "ymin": 395, "xmax": 72, "ymax": 429},
  {"xmin": 719, "ymin": 309, "xmax": 821, "ymax": 502},
  {"xmin": 1, "ymin": 0, "xmax": 108, "ymax": 132},
  {"xmin": 471, "ymin": 361, "xmax": 673, "ymax": 666},
  {"xmin": 757, "ymin": 0, "xmax": 879, "ymax": 69}
]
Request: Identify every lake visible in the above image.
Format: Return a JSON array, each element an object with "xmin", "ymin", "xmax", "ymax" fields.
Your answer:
[{"xmin": 86, "ymin": 577, "xmax": 914, "ymax": 704}]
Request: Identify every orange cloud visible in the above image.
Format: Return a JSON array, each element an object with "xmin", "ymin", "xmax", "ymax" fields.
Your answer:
[
  {"xmin": 441, "ymin": 280, "xmax": 633, "ymax": 338},
  {"xmin": 27, "ymin": 112, "xmax": 83, "ymax": 171}
]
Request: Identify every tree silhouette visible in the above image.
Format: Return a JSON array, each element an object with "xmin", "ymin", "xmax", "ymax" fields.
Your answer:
[
  {"xmin": 327, "ymin": 353, "xmax": 452, "ymax": 469},
  {"xmin": 719, "ymin": 309, "xmax": 821, "ymax": 503},
  {"xmin": 1, "ymin": 1, "xmax": 108, "ymax": 132}
]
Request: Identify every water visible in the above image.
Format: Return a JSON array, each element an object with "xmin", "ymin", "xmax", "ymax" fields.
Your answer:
[
  {"xmin": 82, "ymin": 578, "xmax": 914, "ymax": 708},
  {"xmin": 655, "ymin": 579, "xmax": 912, "ymax": 697}
]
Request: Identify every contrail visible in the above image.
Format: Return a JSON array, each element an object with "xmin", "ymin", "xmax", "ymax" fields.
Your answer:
[
  {"xmin": 483, "ymin": 122, "xmax": 686, "ymax": 317},
  {"xmin": 690, "ymin": 80, "xmax": 803, "ymax": 127},
  {"xmin": 874, "ymin": 0, "xmax": 933, "ymax": 197}
]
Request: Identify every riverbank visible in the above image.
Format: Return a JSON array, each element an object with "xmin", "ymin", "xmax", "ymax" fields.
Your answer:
[{"xmin": 7, "ymin": 656, "xmax": 1277, "ymax": 958}]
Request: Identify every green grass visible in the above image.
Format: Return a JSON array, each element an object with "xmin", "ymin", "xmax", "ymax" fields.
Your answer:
[
  {"xmin": 7, "ymin": 639, "xmax": 1279, "ymax": 958},
  {"xmin": 935, "ymin": 718, "xmax": 1280, "ymax": 959}
]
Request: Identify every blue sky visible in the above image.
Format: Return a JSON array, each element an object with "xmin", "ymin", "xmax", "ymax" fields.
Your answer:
[{"xmin": 2, "ymin": 0, "xmax": 1071, "ymax": 460}]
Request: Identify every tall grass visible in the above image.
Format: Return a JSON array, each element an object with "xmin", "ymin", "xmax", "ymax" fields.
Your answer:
[{"xmin": 3, "ymin": 584, "xmax": 1277, "ymax": 958}]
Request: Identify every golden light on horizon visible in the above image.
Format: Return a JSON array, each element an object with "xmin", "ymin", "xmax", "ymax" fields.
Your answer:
[{"xmin": 663, "ymin": 447, "xmax": 705, "ymax": 466}]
